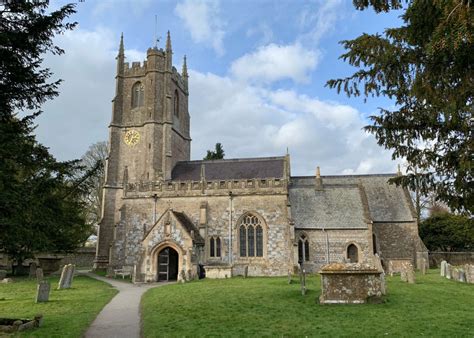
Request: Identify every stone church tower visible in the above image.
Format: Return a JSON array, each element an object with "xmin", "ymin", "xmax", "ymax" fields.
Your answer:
[{"xmin": 95, "ymin": 33, "xmax": 191, "ymax": 268}]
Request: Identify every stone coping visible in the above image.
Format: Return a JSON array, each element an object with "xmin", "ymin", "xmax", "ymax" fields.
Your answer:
[{"xmin": 319, "ymin": 263, "xmax": 380, "ymax": 274}]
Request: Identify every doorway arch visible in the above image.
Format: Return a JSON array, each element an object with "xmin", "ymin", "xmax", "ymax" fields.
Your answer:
[{"xmin": 157, "ymin": 247, "xmax": 179, "ymax": 281}]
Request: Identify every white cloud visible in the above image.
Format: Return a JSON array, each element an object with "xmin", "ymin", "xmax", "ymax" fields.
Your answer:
[
  {"xmin": 175, "ymin": 0, "xmax": 225, "ymax": 55},
  {"xmin": 297, "ymin": 0, "xmax": 345, "ymax": 45},
  {"xmin": 189, "ymin": 70, "xmax": 397, "ymax": 176},
  {"xmin": 230, "ymin": 43, "xmax": 319, "ymax": 84},
  {"xmin": 36, "ymin": 25, "xmax": 397, "ymax": 177}
]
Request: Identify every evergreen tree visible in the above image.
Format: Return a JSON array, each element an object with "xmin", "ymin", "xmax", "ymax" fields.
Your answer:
[
  {"xmin": 0, "ymin": 1, "xmax": 94, "ymax": 270},
  {"xmin": 204, "ymin": 143, "xmax": 225, "ymax": 160},
  {"xmin": 327, "ymin": 0, "xmax": 473, "ymax": 214}
]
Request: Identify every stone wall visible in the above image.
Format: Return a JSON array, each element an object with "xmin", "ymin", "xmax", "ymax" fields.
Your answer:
[
  {"xmin": 373, "ymin": 222, "xmax": 420, "ymax": 267},
  {"xmin": 296, "ymin": 229, "xmax": 371, "ymax": 273},
  {"xmin": 110, "ymin": 185, "xmax": 292, "ymax": 278},
  {"xmin": 429, "ymin": 252, "xmax": 474, "ymax": 267}
]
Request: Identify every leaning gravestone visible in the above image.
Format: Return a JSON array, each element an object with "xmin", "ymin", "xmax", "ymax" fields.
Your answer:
[
  {"xmin": 35, "ymin": 281, "xmax": 50, "ymax": 303},
  {"xmin": 440, "ymin": 260, "xmax": 447, "ymax": 277},
  {"xmin": 64, "ymin": 264, "xmax": 75, "ymax": 288},
  {"xmin": 29, "ymin": 263, "xmax": 37, "ymax": 279},
  {"xmin": 36, "ymin": 268, "xmax": 44, "ymax": 282},
  {"xmin": 57, "ymin": 265, "xmax": 69, "ymax": 289}
]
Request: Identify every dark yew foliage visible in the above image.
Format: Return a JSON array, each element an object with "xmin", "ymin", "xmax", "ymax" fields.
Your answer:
[
  {"xmin": 419, "ymin": 212, "xmax": 474, "ymax": 251},
  {"xmin": 204, "ymin": 143, "xmax": 225, "ymax": 160},
  {"xmin": 328, "ymin": 0, "xmax": 473, "ymax": 214},
  {"xmin": 0, "ymin": 2, "xmax": 95, "ymax": 267}
]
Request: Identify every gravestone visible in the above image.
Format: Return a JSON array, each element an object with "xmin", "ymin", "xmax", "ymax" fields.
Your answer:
[
  {"xmin": 0, "ymin": 269, "xmax": 7, "ymax": 280},
  {"xmin": 36, "ymin": 268, "xmax": 44, "ymax": 282},
  {"xmin": 440, "ymin": 260, "xmax": 447, "ymax": 277},
  {"xmin": 29, "ymin": 263, "xmax": 37, "ymax": 279},
  {"xmin": 459, "ymin": 270, "xmax": 466, "ymax": 283},
  {"xmin": 388, "ymin": 261, "xmax": 394, "ymax": 277},
  {"xmin": 300, "ymin": 269, "xmax": 306, "ymax": 296},
  {"xmin": 446, "ymin": 264, "xmax": 452, "ymax": 279},
  {"xmin": 406, "ymin": 267, "xmax": 416, "ymax": 284},
  {"xmin": 65, "ymin": 264, "xmax": 75, "ymax": 288},
  {"xmin": 420, "ymin": 258, "xmax": 427, "ymax": 275},
  {"xmin": 287, "ymin": 270, "xmax": 292, "ymax": 284},
  {"xmin": 400, "ymin": 269, "xmax": 407, "ymax": 282},
  {"xmin": 452, "ymin": 268, "xmax": 460, "ymax": 281},
  {"xmin": 244, "ymin": 266, "xmax": 248, "ymax": 278},
  {"xmin": 57, "ymin": 265, "xmax": 69, "ymax": 289},
  {"xmin": 380, "ymin": 272, "xmax": 387, "ymax": 295},
  {"xmin": 35, "ymin": 281, "xmax": 50, "ymax": 303}
]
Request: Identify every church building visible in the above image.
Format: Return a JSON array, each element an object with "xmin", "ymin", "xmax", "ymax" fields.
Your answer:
[{"xmin": 94, "ymin": 33, "xmax": 427, "ymax": 282}]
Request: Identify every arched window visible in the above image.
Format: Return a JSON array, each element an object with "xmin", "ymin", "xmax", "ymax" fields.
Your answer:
[
  {"xmin": 347, "ymin": 244, "xmax": 359, "ymax": 263},
  {"xmin": 173, "ymin": 90, "xmax": 179, "ymax": 117},
  {"xmin": 239, "ymin": 214, "xmax": 264, "ymax": 257},
  {"xmin": 209, "ymin": 237, "xmax": 221, "ymax": 258},
  {"xmin": 132, "ymin": 82, "xmax": 144, "ymax": 108},
  {"xmin": 298, "ymin": 234, "xmax": 310, "ymax": 262}
]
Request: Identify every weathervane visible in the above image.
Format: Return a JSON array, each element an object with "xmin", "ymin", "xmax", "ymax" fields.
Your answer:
[{"xmin": 154, "ymin": 14, "xmax": 162, "ymax": 48}]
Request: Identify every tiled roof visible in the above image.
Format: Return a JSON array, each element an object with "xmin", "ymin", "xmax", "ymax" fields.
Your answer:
[
  {"xmin": 172, "ymin": 211, "xmax": 205, "ymax": 245},
  {"xmin": 290, "ymin": 175, "xmax": 416, "ymax": 225},
  {"xmin": 171, "ymin": 156, "xmax": 286, "ymax": 181},
  {"xmin": 290, "ymin": 183, "xmax": 368, "ymax": 229}
]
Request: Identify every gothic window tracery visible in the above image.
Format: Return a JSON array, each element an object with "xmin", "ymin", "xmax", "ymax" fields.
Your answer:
[
  {"xmin": 210, "ymin": 236, "xmax": 221, "ymax": 257},
  {"xmin": 239, "ymin": 214, "xmax": 264, "ymax": 257},
  {"xmin": 132, "ymin": 82, "xmax": 144, "ymax": 108},
  {"xmin": 298, "ymin": 234, "xmax": 310, "ymax": 262}
]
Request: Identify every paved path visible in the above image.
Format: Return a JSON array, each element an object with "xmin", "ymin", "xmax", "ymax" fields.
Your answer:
[{"xmin": 83, "ymin": 273, "xmax": 170, "ymax": 338}]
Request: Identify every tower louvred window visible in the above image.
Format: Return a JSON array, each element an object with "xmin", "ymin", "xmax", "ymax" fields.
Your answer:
[{"xmin": 132, "ymin": 82, "xmax": 144, "ymax": 108}]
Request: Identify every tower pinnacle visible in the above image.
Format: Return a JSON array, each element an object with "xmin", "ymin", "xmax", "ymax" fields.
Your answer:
[
  {"xmin": 118, "ymin": 32, "xmax": 124, "ymax": 58},
  {"xmin": 166, "ymin": 30, "xmax": 172, "ymax": 51},
  {"xmin": 182, "ymin": 55, "xmax": 188, "ymax": 78}
]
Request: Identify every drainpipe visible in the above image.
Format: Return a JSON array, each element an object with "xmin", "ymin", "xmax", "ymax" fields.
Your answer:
[
  {"xmin": 228, "ymin": 191, "xmax": 233, "ymax": 265},
  {"xmin": 153, "ymin": 193, "xmax": 158, "ymax": 224}
]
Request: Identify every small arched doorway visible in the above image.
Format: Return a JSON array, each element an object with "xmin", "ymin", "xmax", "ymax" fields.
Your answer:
[{"xmin": 157, "ymin": 247, "xmax": 179, "ymax": 281}]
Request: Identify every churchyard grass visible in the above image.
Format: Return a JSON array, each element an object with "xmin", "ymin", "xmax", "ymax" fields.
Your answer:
[
  {"xmin": 0, "ymin": 275, "xmax": 117, "ymax": 337},
  {"xmin": 142, "ymin": 269, "xmax": 473, "ymax": 337}
]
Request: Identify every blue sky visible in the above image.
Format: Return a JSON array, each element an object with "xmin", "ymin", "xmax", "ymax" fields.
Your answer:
[{"xmin": 39, "ymin": 0, "xmax": 405, "ymax": 176}]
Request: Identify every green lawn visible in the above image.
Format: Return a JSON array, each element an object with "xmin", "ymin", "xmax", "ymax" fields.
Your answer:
[
  {"xmin": 141, "ymin": 269, "xmax": 473, "ymax": 337},
  {"xmin": 0, "ymin": 275, "xmax": 117, "ymax": 337}
]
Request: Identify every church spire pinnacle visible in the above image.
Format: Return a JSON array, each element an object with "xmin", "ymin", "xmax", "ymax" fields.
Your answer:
[
  {"xmin": 166, "ymin": 30, "xmax": 172, "ymax": 51},
  {"xmin": 182, "ymin": 55, "xmax": 188, "ymax": 78},
  {"xmin": 118, "ymin": 32, "xmax": 124, "ymax": 57}
]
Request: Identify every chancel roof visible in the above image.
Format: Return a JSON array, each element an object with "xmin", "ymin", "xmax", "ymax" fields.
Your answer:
[
  {"xmin": 290, "ymin": 175, "xmax": 416, "ymax": 229},
  {"xmin": 171, "ymin": 157, "xmax": 286, "ymax": 181},
  {"xmin": 290, "ymin": 180, "xmax": 368, "ymax": 229}
]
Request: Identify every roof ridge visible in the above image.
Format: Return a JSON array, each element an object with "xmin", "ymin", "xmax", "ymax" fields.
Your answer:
[
  {"xmin": 176, "ymin": 156, "xmax": 286, "ymax": 164},
  {"xmin": 291, "ymin": 173, "xmax": 396, "ymax": 179}
]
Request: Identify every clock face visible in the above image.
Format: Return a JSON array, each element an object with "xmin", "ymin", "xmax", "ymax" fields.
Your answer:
[{"xmin": 124, "ymin": 130, "xmax": 140, "ymax": 146}]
